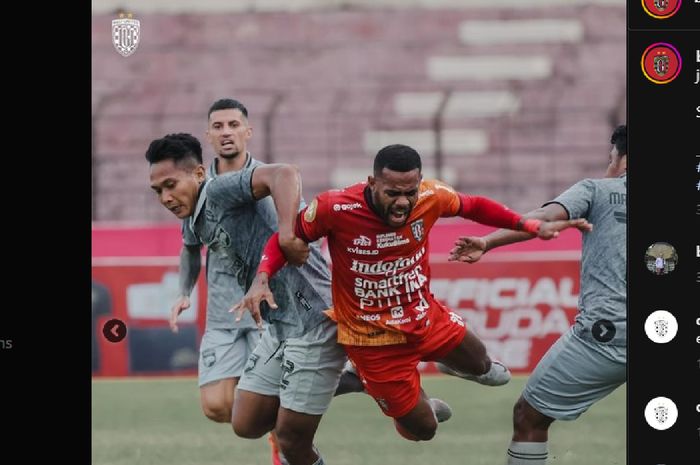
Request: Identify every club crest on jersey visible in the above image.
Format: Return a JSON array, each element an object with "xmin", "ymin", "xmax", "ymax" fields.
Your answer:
[
  {"xmin": 410, "ymin": 219, "xmax": 424, "ymax": 241},
  {"xmin": 214, "ymin": 226, "xmax": 231, "ymax": 248},
  {"xmin": 304, "ymin": 198, "xmax": 318, "ymax": 222},
  {"xmin": 202, "ymin": 349, "xmax": 216, "ymax": 368},
  {"xmin": 112, "ymin": 13, "xmax": 140, "ymax": 57}
]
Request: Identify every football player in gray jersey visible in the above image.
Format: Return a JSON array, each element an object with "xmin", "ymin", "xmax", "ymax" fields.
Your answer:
[
  {"xmin": 170, "ymin": 100, "xmax": 261, "ymax": 424},
  {"xmin": 146, "ymin": 132, "xmax": 344, "ymax": 465},
  {"xmin": 170, "ymin": 100, "xmax": 289, "ymax": 463},
  {"xmin": 448, "ymin": 125, "xmax": 627, "ymax": 465}
]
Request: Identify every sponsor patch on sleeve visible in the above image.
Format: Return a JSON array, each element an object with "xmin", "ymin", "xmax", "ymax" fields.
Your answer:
[{"xmin": 304, "ymin": 198, "xmax": 318, "ymax": 222}]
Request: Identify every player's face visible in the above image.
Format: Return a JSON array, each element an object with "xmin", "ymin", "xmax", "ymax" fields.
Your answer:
[
  {"xmin": 206, "ymin": 109, "xmax": 252, "ymax": 160},
  {"xmin": 605, "ymin": 146, "xmax": 626, "ymax": 178},
  {"xmin": 369, "ymin": 168, "xmax": 422, "ymax": 228},
  {"xmin": 149, "ymin": 160, "xmax": 205, "ymax": 219}
]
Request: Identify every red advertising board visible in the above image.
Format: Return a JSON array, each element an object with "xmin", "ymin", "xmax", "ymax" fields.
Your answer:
[
  {"xmin": 92, "ymin": 222, "xmax": 581, "ymax": 376},
  {"xmin": 429, "ymin": 259, "xmax": 579, "ymax": 374},
  {"xmin": 92, "ymin": 260, "xmax": 207, "ymax": 377}
]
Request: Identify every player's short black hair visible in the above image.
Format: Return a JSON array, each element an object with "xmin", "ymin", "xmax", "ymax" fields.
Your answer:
[
  {"xmin": 208, "ymin": 98, "xmax": 248, "ymax": 119},
  {"xmin": 373, "ymin": 144, "xmax": 422, "ymax": 177},
  {"xmin": 611, "ymin": 125, "xmax": 627, "ymax": 156},
  {"xmin": 144, "ymin": 133, "xmax": 203, "ymax": 166}
]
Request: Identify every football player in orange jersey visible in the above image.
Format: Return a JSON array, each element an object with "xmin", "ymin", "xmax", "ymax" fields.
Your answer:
[{"xmin": 234, "ymin": 144, "xmax": 590, "ymax": 443}]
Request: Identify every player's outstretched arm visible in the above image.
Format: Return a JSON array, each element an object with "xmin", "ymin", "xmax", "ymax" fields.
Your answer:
[
  {"xmin": 449, "ymin": 203, "xmax": 590, "ymax": 263},
  {"xmin": 534, "ymin": 217, "xmax": 591, "ymax": 240},
  {"xmin": 228, "ymin": 232, "xmax": 288, "ymax": 327},
  {"xmin": 171, "ymin": 244, "xmax": 201, "ymax": 333},
  {"xmin": 250, "ymin": 164, "xmax": 302, "ymax": 241}
]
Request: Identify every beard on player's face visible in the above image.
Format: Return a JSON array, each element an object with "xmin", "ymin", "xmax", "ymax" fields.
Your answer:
[
  {"xmin": 370, "ymin": 169, "xmax": 420, "ymax": 228},
  {"xmin": 372, "ymin": 191, "xmax": 414, "ymax": 228}
]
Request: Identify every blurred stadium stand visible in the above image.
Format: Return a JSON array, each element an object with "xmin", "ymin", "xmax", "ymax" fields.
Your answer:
[
  {"xmin": 92, "ymin": 0, "xmax": 625, "ymax": 222},
  {"xmin": 93, "ymin": 0, "xmax": 625, "ymax": 377}
]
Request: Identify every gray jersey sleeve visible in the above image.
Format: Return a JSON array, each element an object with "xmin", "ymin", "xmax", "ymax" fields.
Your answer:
[
  {"xmin": 181, "ymin": 219, "xmax": 201, "ymax": 246},
  {"xmin": 544, "ymin": 179, "xmax": 595, "ymax": 220},
  {"xmin": 543, "ymin": 176, "xmax": 627, "ymax": 350},
  {"xmin": 206, "ymin": 167, "xmax": 256, "ymax": 207}
]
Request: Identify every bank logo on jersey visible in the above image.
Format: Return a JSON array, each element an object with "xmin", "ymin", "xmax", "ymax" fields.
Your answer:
[
  {"xmin": 641, "ymin": 42, "xmax": 682, "ymax": 84},
  {"xmin": 410, "ymin": 219, "xmax": 424, "ymax": 242},
  {"xmin": 641, "ymin": 0, "xmax": 681, "ymax": 19},
  {"xmin": 353, "ymin": 235, "xmax": 372, "ymax": 246},
  {"xmin": 304, "ymin": 198, "xmax": 318, "ymax": 222},
  {"xmin": 112, "ymin": 13, "xmax": 140, "ymax": 57}
]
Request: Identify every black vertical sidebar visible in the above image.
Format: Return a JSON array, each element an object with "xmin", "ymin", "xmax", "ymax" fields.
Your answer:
[{"xmin": 629, "ymin": 1, "xmax": 700, "ymax": 463}]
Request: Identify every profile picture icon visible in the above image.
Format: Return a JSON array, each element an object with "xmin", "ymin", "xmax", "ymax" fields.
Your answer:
[
  {"xmin": 644, "ymin": 396, "xmax": 678, "ymax": 430},
  {"xmin": 641, "ymin": 42, "xmax": 682, "ymax": 84},
  {"xmin": 644, "ymin": 242, "xmax": 678, "ymax": 275},
  {"xmin": 644, "ymin": 310, "xmax": 678, "ymax": 343},
  {"xmin": 641, "ymin": 0, "xmax": 682, "ymax": 19}
]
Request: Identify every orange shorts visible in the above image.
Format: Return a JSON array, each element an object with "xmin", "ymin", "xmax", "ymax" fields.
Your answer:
[{"xmin": 343, "ymin": 302, "xmax": 466, "ymax": 418}]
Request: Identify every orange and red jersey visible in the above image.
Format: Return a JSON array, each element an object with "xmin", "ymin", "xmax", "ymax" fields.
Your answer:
[{"xmin": 296, "ymin": 179, "xmax": 522, "ymax": 346}]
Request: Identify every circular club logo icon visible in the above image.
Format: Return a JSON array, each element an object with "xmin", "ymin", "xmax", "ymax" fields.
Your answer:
[
  {"xmin": 641, "ymin": 43, "xmax": 682, "ymax": 84},
  {"xmin": 641, "ymin": 0, "xmax": 682, "ymax": 19},
  {"xmin": 644, "ymin": 310, "xmax": 678, "ymax": 343},
  {"xmin": 644, "ymin": 397, "xmax": 678, "ymax": 431}
]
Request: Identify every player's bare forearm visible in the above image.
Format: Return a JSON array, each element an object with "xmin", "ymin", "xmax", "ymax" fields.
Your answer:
[
  {"xmin": 179, "ymin": 245, "xmax": 202, "ymax": 297},
  {"xmin": 251, "ymin": 164, "xmax": 302, "ymax": 240}
]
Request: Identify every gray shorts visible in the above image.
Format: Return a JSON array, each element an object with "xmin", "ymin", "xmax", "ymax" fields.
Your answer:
[
  {"xmin": 523, "ymin": 328, "xmax": 626, "ymax": 421},
  {"xmin": 198, "ymin": 326, "xmax": 265, "ymax": 387},
  {"xmin": 237, "ymin": 318, "xmax": 346, "ymax": 415}
]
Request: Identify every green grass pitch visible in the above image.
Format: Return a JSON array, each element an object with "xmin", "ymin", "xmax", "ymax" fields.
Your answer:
[{"xmin": 92, "ymin": 375, "xmax": 625, "ymax": 465}]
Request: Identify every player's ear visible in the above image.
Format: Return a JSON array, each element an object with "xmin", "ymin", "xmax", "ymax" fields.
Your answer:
[
  {"xmin": 194, "ymin": 165, "xmax": 206, "ymax": 182},
  {"xmin": 367, "ymin": 175, "xmax": 375, "ymax": 187}
]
